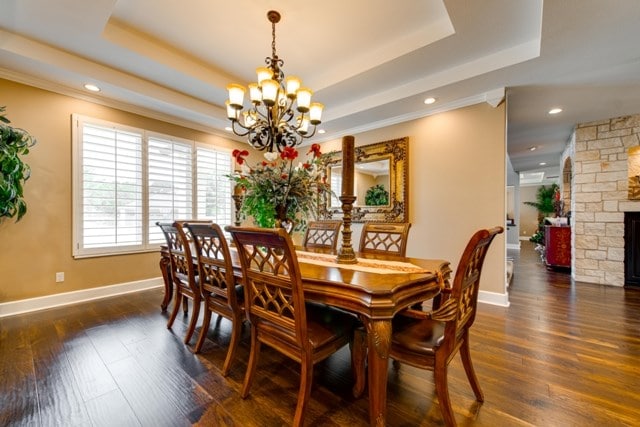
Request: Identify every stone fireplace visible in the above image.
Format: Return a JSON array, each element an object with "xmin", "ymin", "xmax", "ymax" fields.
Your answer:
[{"xmin": 568, "ymin": 113, "xmax": 640, "ymax": 286}]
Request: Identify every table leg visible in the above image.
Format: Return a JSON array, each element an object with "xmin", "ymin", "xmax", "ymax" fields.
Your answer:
[
  {"xmin": 159, "ymin": 246, "xmax": 173, "ymax": 312},
  {"xmin": 365, "ymin": 319, "xmax": 392, "ymax": 426}
]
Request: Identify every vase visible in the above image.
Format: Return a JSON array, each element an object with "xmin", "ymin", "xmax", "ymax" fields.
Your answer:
[{"xmin": 275, "ymin": 204, "xmax": 294, "ymax": 234}]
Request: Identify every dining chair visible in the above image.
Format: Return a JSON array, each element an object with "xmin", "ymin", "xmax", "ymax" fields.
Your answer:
[
  {"xmin": 358, "ymin": 222, "xmax": 412, "ymax": 257},
  {"xmin": 227, "ymin": 226, "xmax": 357, "ymax": 427},
  {"xmin": 352, "ymin": 226, "xmax": 503, "ymax": 426},
  {"xmin": 302, "ymin": 220, "xmax": 342, "ymax": 250},
  {"xmin": 157, "ymin": 221, "xmax": 205, "ymax": 345},
  {"xmin": 186, "ymin": 222, "xmax": 244, "ymax": 376}
]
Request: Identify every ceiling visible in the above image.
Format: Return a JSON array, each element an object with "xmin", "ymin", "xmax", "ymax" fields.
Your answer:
[{"xmin": 2, "ymin": 0, "xmax": 640, "ymax": 181}]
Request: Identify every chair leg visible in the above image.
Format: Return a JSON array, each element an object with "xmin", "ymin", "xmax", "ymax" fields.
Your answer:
[
  {"xmin": 434, "ymin": 359, "xmax": 456, "ymax": 427},
  {"xmin": 460, "ymin": 336, "xmax": 484, "ymax": 402},
  {"xmin": 184, "ymin": 298, "xmax": 200, "ymax": 344},
  {"xmin": 293, "ymin": 354, "xmax": 313, "ymax": 427},
  {"xmin": 167, "ymin": 291, "xmax": 182, "ymax": 329},
  {"xmin": 221, "ymin": 313, "xmax": 242, "ymax": 377},
  {"xmin": 241, "ymin": 329, "xmax": 261, "ymax": 399},
  {"xmin": 194, "ymin": 308, "xmax": 212, "ymax": 353},
  {"xmin": 351, "ymin": 326, "xmax": 367, "ymax": 398}
]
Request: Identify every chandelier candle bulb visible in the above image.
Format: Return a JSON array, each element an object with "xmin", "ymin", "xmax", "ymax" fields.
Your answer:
[
  {"xmin": 256, "ymin": 67, "xmax": 273, "ymax": 86},
  {"xmin": 248, "ymin": 83, "xmax": 261, "ymax": 103},
  {"xmin": 225, "ymin": 101, "xmax": 239, "ymax": 120},
  {"xmin": 261, "ymin": 79, "xmax": 279, "ymax": 105},
  {"xmin": 296, "ymin": 88, "xmax": 312, "ymax": 112},
  {"xmin": 285, "ymin": 76, "xmax": 301, "ymax": 97},
  {"xmin": 342, "ymin": 135, "xmax": 355, "ymax": 196},
  {"xmin": 298, "ymin": 117, "xmax": 310, "ymax": 134},
  {"xmin": 309, "ymin": 102, "xmax": 323, "ymax": 124},
  {"xmin": 227, "ymin": 84, "xmax": 246, "ymax": 109}
]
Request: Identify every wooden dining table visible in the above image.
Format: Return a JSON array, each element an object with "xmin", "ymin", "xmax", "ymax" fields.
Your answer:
[{"xmin": 159, "ymin": 245, "xmax": 451, "ymax": 426}]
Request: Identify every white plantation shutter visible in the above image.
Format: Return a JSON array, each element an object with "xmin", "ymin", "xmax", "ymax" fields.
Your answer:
[
  {"xmin": 73, "ymin": 115, "xmax": 233, "ymax": 258},
  {"xmin": 148, "ymin": 136, "xmax": 193, "ymax": 244},
  {"xmin": 77, "ymin": 122, "xmax": 143, "ymax": 255},
  {"xmin": 196, "ymin": 145, "xmax": 232, "ymax": 225}
]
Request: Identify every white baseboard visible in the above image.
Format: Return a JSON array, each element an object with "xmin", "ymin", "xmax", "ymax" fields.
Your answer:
[
  {"xmin": 507, "ymin": 242, "xmax": 521, "ymax": 250},
  {"xmin": 478, "ymin": 290, "xmax": 510, "ymax": 307},
  {"xmin": 0, "ymin": 278, "xmax": 164, "ymax": 318}
]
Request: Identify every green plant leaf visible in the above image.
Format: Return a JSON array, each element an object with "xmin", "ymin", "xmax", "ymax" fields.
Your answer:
[{"xmin": 0, "ymin": 107, "xmax": 36, "ymax": 223}]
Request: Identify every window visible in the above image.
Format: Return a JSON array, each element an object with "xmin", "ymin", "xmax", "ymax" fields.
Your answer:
[{"xmin": 73, "ymin": 115, "xmax": 232, "ymax": 257}]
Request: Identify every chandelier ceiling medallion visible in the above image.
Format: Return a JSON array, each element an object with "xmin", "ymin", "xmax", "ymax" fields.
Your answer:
[{"xmin": 225, "ymin": 10, "xmax": 323, "ymax": 153}]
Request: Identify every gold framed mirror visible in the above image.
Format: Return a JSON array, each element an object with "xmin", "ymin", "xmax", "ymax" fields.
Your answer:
[{"xmin": 320, "ymin": 137, "xmax": 408, "ymax": 223}]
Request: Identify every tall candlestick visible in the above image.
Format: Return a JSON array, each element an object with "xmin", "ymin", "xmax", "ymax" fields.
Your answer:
[
  {"xmin": 337, "ymin": 135, "xmax": 357, "ymax": 264},
  {"xmin": 341, "ymin": 135, "xmax": 355, "ymax": 196}
]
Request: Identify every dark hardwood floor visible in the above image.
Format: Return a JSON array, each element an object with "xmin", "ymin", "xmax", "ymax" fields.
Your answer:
[{"xmin": 2, "ymin": 241, "xmax": 640, "ymax": 426}]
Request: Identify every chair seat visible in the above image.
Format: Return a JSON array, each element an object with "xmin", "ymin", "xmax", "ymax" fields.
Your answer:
[
  {"xmin": 392, "ymin": 317, "xmax": 445, "ymax": 356},
  {"xmin": 305, "ymin": 302, "xmax": 357, "ymax": 349},
  {"xmin": 256, "ymin": 303, "xmax": 356, "ymax": 350}
]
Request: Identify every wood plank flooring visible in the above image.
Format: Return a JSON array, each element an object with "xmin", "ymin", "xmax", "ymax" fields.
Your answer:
[{"xmin": 2, "ymin": 241, "xmax": 640, "ymax": 426}]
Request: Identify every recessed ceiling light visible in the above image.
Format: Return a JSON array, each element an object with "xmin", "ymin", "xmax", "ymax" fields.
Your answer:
[
  {"xmin": 548, "ymin": 108, "xmax": 562, "ymax": 115},
  {"xmin": 424, "ymin": 97, "xmax": 436, "ymax": 105},
  {"xmin": 529, "ymin": 146, "xmax": 537, "ymax": 151},
  {"xmin": 539, "ymin": 162, "xmax": 547, "ymax": 166},
  {"xmin": 83, "ymin": 83, "xmax": 100, "ymax": 92},
  {"xmin": 318, "ymin": 129, "xmax": 326, "ymax": 134}
]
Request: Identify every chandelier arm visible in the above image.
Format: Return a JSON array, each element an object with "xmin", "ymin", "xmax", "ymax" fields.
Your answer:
[{"xmin": 231, "ymin": 120, "xmax": 251, "ymax": 137}]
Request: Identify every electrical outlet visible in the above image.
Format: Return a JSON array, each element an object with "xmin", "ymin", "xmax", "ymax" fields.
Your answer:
[{"xmin": 55, "ymin": 272, "xmax": 65, "ymax": 283}]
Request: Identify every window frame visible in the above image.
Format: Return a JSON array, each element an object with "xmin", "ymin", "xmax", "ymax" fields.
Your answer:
[{"xmin": 72, "ymin": 114, "xmax": 233, "ymax": 258}]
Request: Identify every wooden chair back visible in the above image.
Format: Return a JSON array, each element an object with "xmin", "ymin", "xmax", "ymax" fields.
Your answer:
[
  {"xmin": 228, "ymin": 226, "xmax": 307, "ymax": 348},
  {"xmin": 379, "ymin": 226, "xmax": 503, "ymax": 426},
  {"xmin": 156, "ymin": 222, "xmax": 197, "ymax": 296},
  {"xmin": 359, "ymin": 222, "xmax": 411, "ymax": 257},
  {"xmin": 187, "ymin": 222, "xmax": 237, "ymax": 309},
  {"xmin": 156, "ymin": 221, "xmax": 203, "ymax": 344},
  {"xmin": 302, "ymin": 220, "xmax": 342, "ymax": 250},
  {"xmin": 227, "ymin": 225, "xmax": 356, "ymax": 426},
  {"xmin": 438, "ymin": 226, "xmax": 503, "ymax": 354},
  {"xmin": 186, "ymin": 222, "xmax": 244, "ymax": 371}
]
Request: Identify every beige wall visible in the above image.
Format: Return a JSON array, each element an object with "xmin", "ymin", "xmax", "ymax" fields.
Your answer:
[
  {"xmin": 0, "ymin": 79, "xmax": 245, "ymax": 302},
  {"xmin": 1, "ymin": 79, "xmax": 507, "ymax": 303},
  {"xmin": 323, "ymin": 102, "xmax": 507, "ymax": 295}
]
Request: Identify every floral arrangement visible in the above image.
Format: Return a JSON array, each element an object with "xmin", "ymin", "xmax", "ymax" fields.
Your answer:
[{"xmin": 230, "ymin": 144, "xmax": 331, "ymax": 230}]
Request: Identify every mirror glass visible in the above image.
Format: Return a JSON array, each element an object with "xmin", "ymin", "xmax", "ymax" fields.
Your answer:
[
  {"xmin": 320, "ymin": 137, "xmax": 408, "ymax": 223},
  {"xmin": 329, "ymin": 159, "xmax": 391, "ymax": 207}
]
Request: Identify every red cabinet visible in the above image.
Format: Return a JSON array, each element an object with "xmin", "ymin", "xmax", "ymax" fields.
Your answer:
[{"xmin": 545, "ymin": 225, "xmax": 571, "ymax": 268}]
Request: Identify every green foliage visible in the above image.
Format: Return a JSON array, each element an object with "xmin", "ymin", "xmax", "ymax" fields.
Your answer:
[
  {"xmin": 231, "ymin": 148, "xmax": 331, "ymax": 230},
  {"xmin": 529, "ymin": 229, "xmax": 544, "ymax": 244},
  {"xmin": 524, "ymin": 183, "xmax": 559, "ymax": 217},
  {"xmin": 364, "ymin": 184, "xmax": 389, "ymax": 206},
  {"xmin": 0, "ymin": 106, "xmax": 36, "ymax": 222}
]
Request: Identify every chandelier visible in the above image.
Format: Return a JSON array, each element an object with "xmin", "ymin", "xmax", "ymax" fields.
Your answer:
[{"xmin": 225, "ymin": 10, "xmax": 323, "ymax": 153}]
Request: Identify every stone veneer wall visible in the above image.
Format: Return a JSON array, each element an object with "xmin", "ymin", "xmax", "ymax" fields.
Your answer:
[{"xmin": 573, "ymin": 114, "xmax": 640, "ymax": 286}]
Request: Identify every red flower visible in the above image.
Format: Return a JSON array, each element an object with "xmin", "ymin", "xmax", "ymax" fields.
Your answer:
[
  {"xmin": 232, "ymin": 149, "xmax": 249, "ymax": 165},
  {"xmin": 281, "ymin": 173, "xmax": 288, "ymax": 180},
  {"xmin": 308, "ymin": 143, "xmax": 321, "ymax": 158},
  {"xmin": 302, "ymin": 162, "xmax": 311, "ymax": 170},
  {"xmin": 280, "ymin": 147, "xmax": 298, "ymax": 161}
]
